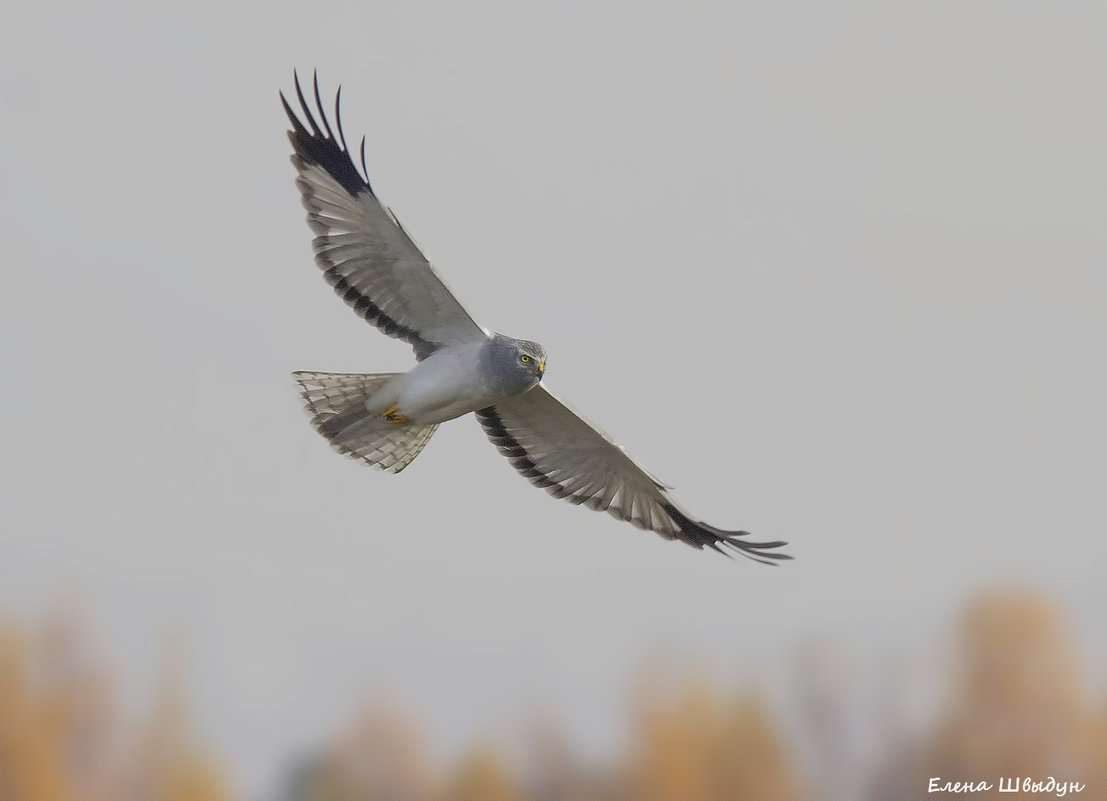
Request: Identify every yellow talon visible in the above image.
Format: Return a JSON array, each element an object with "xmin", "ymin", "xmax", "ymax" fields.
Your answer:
[{"xmin": 382, "ymin": 404, "xmax": 411, "ymax": 425}]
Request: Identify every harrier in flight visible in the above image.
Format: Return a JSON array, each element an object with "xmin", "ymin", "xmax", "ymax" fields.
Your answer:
[{"xmin": 282, "ymin": 73, "xmax": 790, "ymax": 563}]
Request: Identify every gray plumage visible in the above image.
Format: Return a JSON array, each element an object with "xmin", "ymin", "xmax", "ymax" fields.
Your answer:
[
  {"xmin": 283, "ymin": 72, "xmax": 790, "ymax": 563},
  {"xmin": 480, "ymin": 335, "xmax": 547, "ymax": 397}
]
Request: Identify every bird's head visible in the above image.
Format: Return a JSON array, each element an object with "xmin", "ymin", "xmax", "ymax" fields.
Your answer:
[
  {"xmin": 487, "ymin": 334, "xmax": 546, "ymax": 395},
  {"xmin": 514, "ymin": 338, "xmax": 546, "ymax": 380}
]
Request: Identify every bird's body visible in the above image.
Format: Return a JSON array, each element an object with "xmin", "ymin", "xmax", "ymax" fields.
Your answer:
[
  {"xmin": 387, "ymin": 341, "xmax": 491, "ymax": 424},
  {"xmin": 359, "ymin": 335, "xmax": 546, "ymax": 426},
  {"xmin": 282, "ymin": 73, "xmax": 791, "ymax": 563}
]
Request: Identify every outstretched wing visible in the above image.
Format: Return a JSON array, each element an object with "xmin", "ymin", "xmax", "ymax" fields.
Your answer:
[
  {"xmin": 476, "ymin": 387, "xmax": 791, "ymax": 563},
  {"xmin": 282, "ymin": 72, "xmax": 488, "ymax": 360}
]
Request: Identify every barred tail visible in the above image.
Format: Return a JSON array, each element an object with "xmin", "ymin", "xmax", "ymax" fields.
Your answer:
[{"xmin": 293, "ymin": 371, "xmax": 437, "ymax": 474}]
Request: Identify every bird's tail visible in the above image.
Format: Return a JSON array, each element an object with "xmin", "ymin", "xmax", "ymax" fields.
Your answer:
[{"xmin": 293, "ymin": 371, "xmax": 438, "ymax": 474}]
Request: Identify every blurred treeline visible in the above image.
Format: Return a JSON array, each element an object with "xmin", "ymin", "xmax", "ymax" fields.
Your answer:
[
  {"xmin": 2, "ymin": 590, "xmax": 1105, "ymax": 801},
  {"xmin": 0, "ymin": 616, "xmax": 227, "ymax": 801}
]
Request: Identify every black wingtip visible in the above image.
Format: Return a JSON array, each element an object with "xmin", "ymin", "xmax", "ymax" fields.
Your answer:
[
  {"xmin": 282, "ymin": 69, "xmax": 372, "ymax": 197},
  {"xmin": 360, "ymin": 136, "xmax": 368, "ymax": 185},
  {"xmin": 334, "ymin": 85, "xmax": 350, "ymax": 154},
  {"xmin": 293, "ymin": 70, "xmax": 321, "ymax": 137},
  {"xmin": 721, "ymin": 538, "xmax": 793, "ymax": 566},
  {"xmin": 661, "ymin": 503, "xmax": 792, "ymax": 565},
  {"xmin": 312, "ymin": 71, "xmax": 335, "ymax": 142}
]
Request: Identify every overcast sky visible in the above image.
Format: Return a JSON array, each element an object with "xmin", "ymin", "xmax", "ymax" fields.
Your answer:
[{"xmin": 2, "ymin": 1, "xmax": 1105, "ymax": 797}]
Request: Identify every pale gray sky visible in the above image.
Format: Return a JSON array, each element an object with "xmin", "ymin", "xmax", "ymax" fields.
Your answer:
[{"xmin": 2, "ymin": 1, "xmax": 1105, "ymax": 797}]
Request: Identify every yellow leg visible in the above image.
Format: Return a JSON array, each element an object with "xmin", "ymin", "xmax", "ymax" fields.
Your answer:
[{"xmin": 382, "ymin": 404, "xmax": 411, "ymax": 425}]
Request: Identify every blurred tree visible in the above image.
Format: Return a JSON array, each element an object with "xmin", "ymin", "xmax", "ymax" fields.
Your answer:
[
  {"xmin": 444, "ymin": 746, "xmax": 520, "ymax": 801},
  {"xmin": 869, "ymin": 589, "xmax": 1104, "ymax": 801},
  {"xmin": 1086, "ymin": 704, "xmax": 1107, "ymax": 800},
  {"xmin": 286, "ymin": 700, "xmax": 432, "ymax": 801},
  {"xmin": 518, "ymin": 716, "xmax": 616, "ymax": 801},
  {"xmin": 0, "ymin": 614, "xmax": 229, "ymax": 801},
  {"xmin": 627, "ymin": 672, "xmax": 803, "ymax": 801},
  {"xmin": 791, "ymin": 640, "xmax": 868, "ymax": 801},
  {"xmin": 126, "ymin": 639, "xmax": 231, "ymax": 801},
  {"xmin": 719, "ymin": 693, "xmax": 804, "ymax": 801},
  {"xmin": 629, "ymin": 678, "xmax": 718, "ymax": 801},
  {"xmin": 0, "ymin": 622, "xmax": 68, "ymax": 801},
  {"xmin": 34, "ymin": 614, "xmax": 119, "ymax": 801}
]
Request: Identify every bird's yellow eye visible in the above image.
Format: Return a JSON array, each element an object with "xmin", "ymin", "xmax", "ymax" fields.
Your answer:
[{"xmin": 520, "ymin": 354, "xmax": 530, "ymax": 363}]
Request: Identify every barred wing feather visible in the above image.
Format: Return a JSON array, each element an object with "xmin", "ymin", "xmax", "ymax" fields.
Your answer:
[
  {"xmin": 281, "ymin": 73, "xmax": 487, "ymax": 360},
  {"xmin": 477, "ymin": 387, "xmax": 791, "ymax": 563}
]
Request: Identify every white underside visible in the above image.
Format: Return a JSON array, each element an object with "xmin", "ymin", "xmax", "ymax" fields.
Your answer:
[{"xmin": 373, "ymin": 340, "xmax": 505, "ymax": 424}]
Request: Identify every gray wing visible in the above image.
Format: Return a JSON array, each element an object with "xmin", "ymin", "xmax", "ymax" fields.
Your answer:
[
  {"xmin": 282, "ymin": 73, "xmax": 488, "ymax": 361},
  {"xmin": 476, "ymin": 387, "xmax": 791, "ymax": 563}
]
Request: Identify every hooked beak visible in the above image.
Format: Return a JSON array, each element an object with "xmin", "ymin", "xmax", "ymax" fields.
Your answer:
[{"xmin": 537, "ymin": 359, "xmax": 545, "ymax": 377}]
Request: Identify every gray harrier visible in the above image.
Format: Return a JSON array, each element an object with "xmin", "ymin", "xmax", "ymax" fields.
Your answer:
[{"xmin": 282, "ymin": 73, "xmax": 790, "ymax": 563}]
